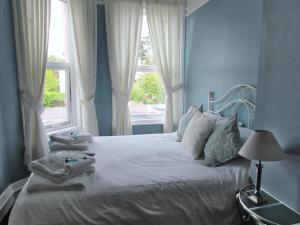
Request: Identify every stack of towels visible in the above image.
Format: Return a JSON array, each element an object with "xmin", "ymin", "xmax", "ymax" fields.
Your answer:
[
  {"xmin": 27, "ymin": 151, "xmax": 95, "ymax": 192},
  {"xmin": 27, "ymin": 131, "xmax": 96, "ymax": 192},
  {"xmin": 49, "ymin": 131, "xmax": 93, "ymax": 151}
]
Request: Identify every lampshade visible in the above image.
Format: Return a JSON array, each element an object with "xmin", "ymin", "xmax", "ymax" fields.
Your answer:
[{"xmin": 239, "ymin": 130, "xmax": 284, "ymax": 161}]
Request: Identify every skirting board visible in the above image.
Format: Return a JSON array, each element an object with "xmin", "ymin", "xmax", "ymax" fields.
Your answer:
[{"xmin": 0, "ymin": 178, "xmax": 28, "ymax": 222}]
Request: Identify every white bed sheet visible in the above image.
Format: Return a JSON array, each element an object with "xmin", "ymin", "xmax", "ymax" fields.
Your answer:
[{"xmin": 9, "ymin": 133, "xmax": 250, "ymax": 225}]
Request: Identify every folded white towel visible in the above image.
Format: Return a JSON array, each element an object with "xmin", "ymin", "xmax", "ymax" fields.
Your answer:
[
  {"xmin": 50, "ymin": 131, "xmax": 93, "ymax": 145},
  {"xmin": 29, "ymin": 151, "xmax": 95, "ymax": 183},
  {"xmin": 51, "ymin": 150, "xmax": 96, "ymax": 157},
  {"xmin": 50, "ymin": 141, "xmax": 89, "ymax": 151},
  {"xmin": 27, "ymin": 167, "xmax": 95, "ymax": 192}
]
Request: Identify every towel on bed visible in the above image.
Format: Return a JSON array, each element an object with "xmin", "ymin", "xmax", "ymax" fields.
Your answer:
[
  {"xmin": 50, "ymin": 131, "xmax": 93, "ymax": 145},
  {"xmin": 51, "ymin": 150, "xmax": 96, "ymax": 157},
  {"xmin": 27, "ymin": 166, "xmax": 95, "ymax": 192},
  {"xmin": 50, "ymin": 141, "xmax": 89, "ymax": 151},
  {"xmin": 29, "ymin": 151, "xmax": 96, "ymax": 183}
]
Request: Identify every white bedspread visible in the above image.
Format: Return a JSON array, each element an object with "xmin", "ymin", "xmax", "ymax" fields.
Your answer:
[{"xmin": 9, "ymin": 133, "xmax": 250, "ymax": 225}]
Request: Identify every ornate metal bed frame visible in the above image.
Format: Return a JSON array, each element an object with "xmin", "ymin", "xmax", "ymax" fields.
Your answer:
[{"xmin": 208, "ymin": 84, "xmax": 257, "ymax": 128}]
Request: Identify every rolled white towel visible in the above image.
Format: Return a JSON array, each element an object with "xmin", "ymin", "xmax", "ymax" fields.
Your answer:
[
  {"xmin": 50, "ymin": 131, "xmax": 93, "ymax": 145},
  {"xmin": 27, "ymin": 166, "xmax": 95, "ymax": 192},
  {"xmin": 29, "ymin": 151, "xmax": 95, "ymax": 183},
  {"xmin": 50, "ymin": 141, "xmax": 89, "ymax": 151}
]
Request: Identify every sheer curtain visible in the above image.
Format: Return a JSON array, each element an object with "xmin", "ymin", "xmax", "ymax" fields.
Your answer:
[
  {"xmin": 105, "ymin": 0, "xmax": 143, "ymax": 135},
  {"xmin": 12, "ymin": 0, "xmax": 51, "ymax": 167},
  {"xmin": 145, "ymin": 0, "xmax": 185, "ymax": 133},
  {"xmin": 69, "ymin": 0, "xmax": 99, "ymax": 136}
]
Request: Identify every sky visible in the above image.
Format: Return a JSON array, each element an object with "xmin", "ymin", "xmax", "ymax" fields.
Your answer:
[{"xmin": 48, "ymin": 0, "xmax": 68, "ymax": 62}]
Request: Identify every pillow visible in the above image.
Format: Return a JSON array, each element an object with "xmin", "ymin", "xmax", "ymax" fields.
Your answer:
[
  {"xmin": 177, "ymin": 105, "xmax": 203, "ymax": 142},
  {"xmin": 182, "ymin": 112, "xmax": 216, "ymax": 159},
  {"xmin": 203, "ymin": 112, "xmax": 243, "ymax": 129},
  {"xmin": 204, "ymin": 116, "xmax": 241, "ymax": 166},
  {"xmin": 203, "ymin": 112, "xmax": 230, "ymax": 129}
]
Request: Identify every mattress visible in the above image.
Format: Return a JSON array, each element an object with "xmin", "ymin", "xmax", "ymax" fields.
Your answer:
[{"xmin": 9, "ymin": 133, "xmax": 250, "ymax": 225}]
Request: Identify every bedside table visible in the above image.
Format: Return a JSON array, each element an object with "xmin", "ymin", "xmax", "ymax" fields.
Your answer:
[{"xmin": 237, "ymin": 184, "xmax": 300, "ymax": 225}]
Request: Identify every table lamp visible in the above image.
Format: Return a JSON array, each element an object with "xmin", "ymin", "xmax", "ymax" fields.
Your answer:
[{"xmin": 239, "ymin": 130, "xmax": 284, "ymax": 204}]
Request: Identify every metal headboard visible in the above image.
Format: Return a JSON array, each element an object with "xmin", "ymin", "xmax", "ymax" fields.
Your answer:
[{"xmin": 208, "ymin": 84, "xmax": 256, "ymax": 128}]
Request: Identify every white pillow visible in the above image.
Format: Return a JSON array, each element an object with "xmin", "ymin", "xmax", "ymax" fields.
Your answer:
[{"xmin": 182, "ymin": 112, "xmax": 216, "ymax": 159}]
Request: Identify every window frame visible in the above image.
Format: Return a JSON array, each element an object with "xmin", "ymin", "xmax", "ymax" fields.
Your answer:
[
  {"xmin": 43, "ymin": 62, "xmax": 72, "ymax": 131},
  {"xmin": 43, "ymin": 0, "xmax": 74, "ymax": 132},
  {"xmin": 130, "ymin": 64, "xmax": 166, "ymax": 125},
  {"xmin": 129, "ymin": 11, "xmax": 166, "ymax": 125}
]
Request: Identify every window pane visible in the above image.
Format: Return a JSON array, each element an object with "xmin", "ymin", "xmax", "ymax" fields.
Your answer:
[
  {"xmin": 48, "ymin": 0, "xmax": 68, "ymax": 63},
  {"xmin": 138, "ymin": 15, "xmax": 155, "ymax": 66},
  {"xmin": 41, "ymin": 69, "xmax": 68, "ymax": 127},
  {"xmin": 129, "ymin": 72, "xmax": 165, "ymax": 123}
]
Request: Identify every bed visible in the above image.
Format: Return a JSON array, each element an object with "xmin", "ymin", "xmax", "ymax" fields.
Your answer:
[{"xmin": 9, "ymin": 84, "xmax": 256, "ymax": 225}]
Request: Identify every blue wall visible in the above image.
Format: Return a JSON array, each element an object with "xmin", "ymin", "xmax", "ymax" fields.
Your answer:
[
  {"xmin": 185, "ymin": 0, "xmax": 263, "ymax": 111},
  {"xmin": 95, "ymin": 5, "xmax": 163, "ymax": 136},
  {"xmin": 95, "ymin": 5, "xmax": 112, "ymax": 136},
  {"xmin": 0, "ymin": 110, "xmax": 7, "ymax": 191},
  {"xmin": 132, "ymin": 124, "xmax": 163, "ymax": 135},
  {"xmin": 0, "ymin": 0, "xmax": 28, "ymax": 192},
  {"xmin": 255, "ymin": 0, "xmax": 300, "ymax": 211}
]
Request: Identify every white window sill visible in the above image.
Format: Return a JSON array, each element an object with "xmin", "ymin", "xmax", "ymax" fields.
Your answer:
[
  {"xmin": 131, "ymin": 114, "xmax": 164, "ymax": 126},
  {"xmin": 132, "ymin": 121, "xmax": 163, "ymax": 126}
]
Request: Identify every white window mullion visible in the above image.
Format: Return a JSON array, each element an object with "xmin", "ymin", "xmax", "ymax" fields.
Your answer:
[
  {"xmin": 62, "ymin": 67, "xmax": 71, "ymax": 126},
  {"xmin": 136, "ymin": 65, "xmax": 158, "ymax": 73},
  {"xmin": 46, "ymin": 62, "xmax": 70, "ymax": 70}
]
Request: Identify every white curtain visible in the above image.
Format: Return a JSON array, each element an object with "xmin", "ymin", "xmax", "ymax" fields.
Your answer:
[
  {"xmin": 12, "ymin": 0, "xmax": 51, "ymax": 167},
  {"xmin": 69, "ymin": 0, "xmax": 99, "ymax": 136},
  {"xmin": 105, "ymin": 0, "xmax": 143, "ymax": 135},
  {"xmin": 145, "ymin": 0, "xmax": 185, "ymax": 133}
]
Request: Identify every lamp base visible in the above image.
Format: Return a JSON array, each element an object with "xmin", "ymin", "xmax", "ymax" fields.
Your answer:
[
  {"xmin": 248, "ymin": 192, "xmax": 267, "ymax": 205},
  {"xmin": 249, "ymin": 160, "xmax": 267, "ymax": 205}
]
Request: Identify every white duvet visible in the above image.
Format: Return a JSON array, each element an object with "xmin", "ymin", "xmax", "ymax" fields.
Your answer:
[{"xmin": 9, "ymin": 133, "xmax": 250, "ymax": 225}]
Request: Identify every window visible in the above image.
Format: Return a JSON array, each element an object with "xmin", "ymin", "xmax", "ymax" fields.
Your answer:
[
  {"xmin": 129, "ymin": 14, "xmax": 166, "ymax": 124},
  {"xmin": 41, "ymin": 0, "xmax": 71, "ymax": 130}
]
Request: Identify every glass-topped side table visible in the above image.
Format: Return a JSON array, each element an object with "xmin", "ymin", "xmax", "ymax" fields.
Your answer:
[{"xmin": 237, "ymin": 184, "xmax": 300, "ymax": 225}]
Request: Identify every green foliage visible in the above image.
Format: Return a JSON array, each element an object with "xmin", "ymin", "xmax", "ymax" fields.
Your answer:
[
  {"xmin": 131, "ymin": 85, "xmax": 145, "ymax": 103},
  {"xmin": 43, "ymin": 69, "xmax": 65, "ymax": 107},
  {"xmin": 130, "ymin": 73, "xmax": 165, "ymax": 104},
  {"xmin": 44, "ymin": 92, "xmax": 65, "ymax": 107},
  {"xmin": 45, "ymin": 70, "xmax": 59, "ymax": 92}
]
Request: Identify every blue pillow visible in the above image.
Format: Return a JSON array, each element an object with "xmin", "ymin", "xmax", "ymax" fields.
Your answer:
[
  {"xmin": 176, "ymin": 105, "xmax": 202, "ymax": 142},
  {"xmin": 203, "ymin": 116, "xmax": 241, "ymax": 166}
]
